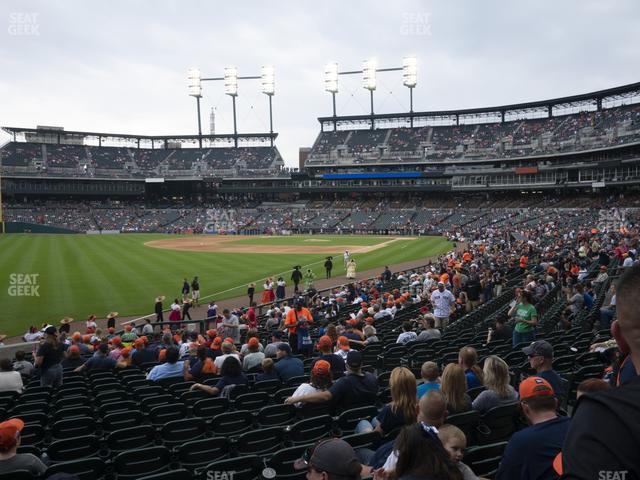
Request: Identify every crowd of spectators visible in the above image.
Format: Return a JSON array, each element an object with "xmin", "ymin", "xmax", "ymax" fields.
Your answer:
[
  {"xmin": 307, "ymin": 102, "xmax": 640, "ymax": 164},
  {"xmin": 2, "ymin": 184, "xmax": 640, "ymax": 479}
]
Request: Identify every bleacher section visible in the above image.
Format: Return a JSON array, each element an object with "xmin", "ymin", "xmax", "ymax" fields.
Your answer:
[
  {"xmin": 306, "ymin": 103, "xmax": 640, "ymax": 164},
  {"xmin": 1, "ymin": 143, "xmax": 284, "ymax": 179}
]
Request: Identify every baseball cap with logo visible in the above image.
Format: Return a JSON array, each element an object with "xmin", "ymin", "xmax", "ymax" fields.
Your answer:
[
  {"xmin": 346, "ymin": 350, "xmax": 363, "ymax": 369},
  {"xmin": 519, "ymin": 376, "xmax": 555, "ymax": 400},
  {"xmin": 316, "ymin": 335, "xmax": 333, "ymax": 350},
  {"xmin": 522, "ymin": 340, "xmax": 554, "ymax": 359},
  {"xmin": 338, "ymin": 336, "xmax": 350, "ymax": 351},
  {"xmin": 294, "ymin": 438, "xmax": 362, "ymax": 476},
  {"xmin": 312, "ymin": 359, "xmax": 331, "ymax": 377},
  {"xmin": 0, "ymin": 418, "xmax": 24, "ymax": 451}
]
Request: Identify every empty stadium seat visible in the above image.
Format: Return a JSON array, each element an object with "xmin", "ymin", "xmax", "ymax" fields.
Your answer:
[
  {"xmin": 176, "ymin": 437, "xmax": 230, "ymax": 471},
  {"xmin": 267, "ymin": 445, "xmax": 310, "ymax": 480},
  {"xmin": 159, "ymin": 418, "xmax": 208, "ymax": 447},
  {"xmin": 47, "ymin": 435, "xmax": 102, "ymax": 463},
  {"xmin": 45, "ymin": 458, "xmax": 108, "ymax": 480},
  {"xmin": 476, "ymin": 402, "xmax": 519, "ymax": 445},
  {"xmin": 256, "ymin": 404, "xmax": 297, "ymax": 427},
  {"xmin": 235, "ymin": 426, "xmax": 286, "ymax": 456},
  {"xmin": 210, "ymin": 410, "xmax": 254, "ymax": 436},
  {"xmin": 287, "ymin": 414, "xmax": 334, "ymax": 445},
  {"xmin": 113, "ymin": 446, "xmax": 172, "ymax": 480}
]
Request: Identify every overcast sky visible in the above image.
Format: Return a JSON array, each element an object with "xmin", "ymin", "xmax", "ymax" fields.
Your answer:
[{"xmin": 1, "ymin": 0, "xmax": 639, "ymax": 166}]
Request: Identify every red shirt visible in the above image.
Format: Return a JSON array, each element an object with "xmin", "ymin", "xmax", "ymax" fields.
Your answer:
[{"xmin": 246, "ymin": 308, "xmax": 257, "ymax": 329}]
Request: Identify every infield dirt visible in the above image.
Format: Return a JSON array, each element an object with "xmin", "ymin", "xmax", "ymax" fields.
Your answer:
[{"xmin": 144, "ymin": 235, "xmax": 416, "ymax": 254}]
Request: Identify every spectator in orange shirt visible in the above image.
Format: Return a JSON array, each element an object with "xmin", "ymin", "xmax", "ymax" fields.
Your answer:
[
  {"xmin": 519, "ymin": 255, "xmax": 529, "ymax": 270},
  {"xmin": 462, "ymin": 251, "xmax": 472, "ymax": 263},
  {"xmin": 285, "ymin": 301, "xmax": 313, "ymax": 355}
]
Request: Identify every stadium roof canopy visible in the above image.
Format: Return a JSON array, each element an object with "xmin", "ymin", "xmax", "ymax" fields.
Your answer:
[
  {"xmin": 1, "ymin": 127, "xmax": 277, "ymax": 149},
  {"xmin": 318, "ymin": 81, "xmax": 640, "ymax": 130}
]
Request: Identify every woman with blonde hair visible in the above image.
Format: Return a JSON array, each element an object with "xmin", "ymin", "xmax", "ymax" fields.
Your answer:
[
  {"xmin": 441, "ymin": 363, "xmax": 471, "ymax": 414},
  {"xmin": 356, "ymin": 366, "xmax": 417, "ymax": 435},
  {"xmin": 458, "ymin": 346, "xmax": 484, "ymax": 390},
  {"xmin": 472, "ymin": 355, "xmax": 518, "ymax": 414}
]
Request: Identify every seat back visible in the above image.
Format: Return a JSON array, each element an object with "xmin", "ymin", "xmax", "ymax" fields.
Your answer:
[
  {"xmin": 446, "ymin": 410, "xmax": 480, "ymax": 446},
  {"xmin": 106, "ymin": 425, "xmax": 156, "ymax": 452},
  {"xmin": 477, "ymin": 403, "xmax": 518, "ymax": 445},
  {"xmin": 288, "ymin": 415, "xmax": 334, "ymax": 445},
  {"xmin": 113, "ymin": 446, "xmax": 171, "ymax": 479},
  {"xmin": 177, "ymin": 437, "xmax": 230, "ymax": 470},
  {"xmin": 149, "ymin": 403, "xmax": 187, "ymax": 425},
  {"xmin": 102, "ymin": 411, "xmax": 143, "ymax": 432},
  {"xmin": 252, "ymin": 379, "xmax": 281, "ymax": 395},
  {"xmin": 138, "ymin": 469, "xmax": 193, "ymax": 480},
  {"xmin": 268, "ymin": 445, "xmax": 310, "ymax": 480},
  {"xmin": 45, "ymin": 458, "xmax": 107, "ymax": 480},
  {"xmin": 464, "ymin": 441, "xmax": 508, "ymax": 477},
  {"xmin": 47, "ymin": 435, "xmax": 101, "ymax": 463},
  {"xmin": 234, "ymin": 392, "xmax": 270, "ymax": 410},
  {"xmin": 160, "ymin": 418, "xmax": 208, "ymax": 446},
  {"xmin": 337, "ymin": 406, "xmax": 378, "ymax": 434},
  {"xmin": 52, "ymin": 416, "xmax": 95, "ymax": 439},
  {"xmin": 236, "ymin": 426, "xmax": 285, "ymax": 456},
  {"xmin": 210, "ymin": 410, "xmax": 254, "ymax": 436},
  {"xmin": 256, "ymin": 404, "xmax": 296, "ymax": 427},
  {"xmin": 193, "ymin": 397, "xmax": 229, "ymax": 420}
]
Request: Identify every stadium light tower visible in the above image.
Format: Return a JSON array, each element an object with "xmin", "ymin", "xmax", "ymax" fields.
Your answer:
[
  {"xmin": 324, "ymin": 62, "xmax": 339, "ymax": 131},
  {"xmin": 402, "ymin": 56, "xmax": 417, "ymax": 127},
  {"xmin": 261, "ymin": 65, "xmax": 275, "ymax": 147},
  {"xmin": 187, "ymin": 68, "xmax": 203, "ymax": 147},
  {"xmin": 362, "ymin": 59, "xmax": 377, "ymax": 129},
  {"xmin": 224, "ymin": 67, "xmax": 239, "ymax": 147}
]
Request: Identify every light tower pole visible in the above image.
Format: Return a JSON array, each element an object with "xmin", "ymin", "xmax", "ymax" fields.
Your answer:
[
  {"xmin": 224, "ymin": 67, "xmax": 239, "ymax": 147},
  {"xmin": 261, "ymin": 65, "xmax": 275, "ymax": 147},
  {"xmin": 362, "ymin": 59, "xmax": 377, "ymax": 130},
  {"xmin": 187, "ymin": 68, "xmax": 203, "ymax": 147},
  {"xmin": 324, "ymin": 63, "xmax": 339, "ymax": 131},
  {"xmin": 403, "ymin": 56, "xmax": 417, "ymax": 127}
]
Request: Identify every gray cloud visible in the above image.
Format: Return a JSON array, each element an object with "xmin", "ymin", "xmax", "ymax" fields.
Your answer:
[{"xmin": 1, "ymin": 0, "xmax": 638, "ymax": 166}]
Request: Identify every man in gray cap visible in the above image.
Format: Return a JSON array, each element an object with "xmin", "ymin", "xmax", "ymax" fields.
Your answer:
[
  {"xmin": 294, "ymin": 438, "xmax": 362, "ymax": 480},
  {"xmin": 522, "ymin": 340, "xmax": 567, "ymax": 400}
]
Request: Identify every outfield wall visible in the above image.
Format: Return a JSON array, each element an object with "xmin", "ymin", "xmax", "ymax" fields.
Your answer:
[{"xmin": 5, "ymin": 222, "xmax": 78, "ymax": 234}]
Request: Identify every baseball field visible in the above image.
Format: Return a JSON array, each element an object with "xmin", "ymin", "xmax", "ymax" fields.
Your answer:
[{"xmin": 0, "ymin": 234, "xmax": 452, "ymax": 337}]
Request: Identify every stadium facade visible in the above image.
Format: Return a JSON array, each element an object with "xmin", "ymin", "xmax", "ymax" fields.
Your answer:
[{"xmin": 1, "ymin": 82, "xmax": 640, "ymax": 234}]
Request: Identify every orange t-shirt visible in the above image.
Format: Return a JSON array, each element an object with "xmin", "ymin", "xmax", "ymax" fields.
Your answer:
[
  {"xmin": 462, "ymin": 252, "xmax": 472, "ymax": 262},
  {"xmin": 285, "ymin": 307, "xmax": 313, "ymax": 334},
  {"xmin": 519, "ymin": 256, "xmax": 528, "ymax": 268}
]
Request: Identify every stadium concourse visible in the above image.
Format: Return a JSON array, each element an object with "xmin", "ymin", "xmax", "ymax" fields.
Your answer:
[{"xmin": 0, "ymin": 202, "xmax": 638, "ymax": 480}]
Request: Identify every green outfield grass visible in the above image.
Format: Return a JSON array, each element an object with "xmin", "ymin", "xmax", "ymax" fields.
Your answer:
[{"xmin": 0, "ymin": 234, "xmax": 451, "ymax": 336}]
